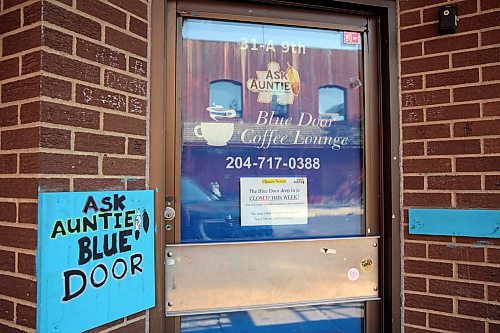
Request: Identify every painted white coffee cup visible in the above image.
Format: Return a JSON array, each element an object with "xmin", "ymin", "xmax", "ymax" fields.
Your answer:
[{"xmin": 194, "ymin": 122, "xmax": 235, "ymax": 146}]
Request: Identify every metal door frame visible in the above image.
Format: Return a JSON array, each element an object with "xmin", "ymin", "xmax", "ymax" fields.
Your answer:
[{"xmin": 150, "ymin": 1, "xmax": 400, "ymax": 332}]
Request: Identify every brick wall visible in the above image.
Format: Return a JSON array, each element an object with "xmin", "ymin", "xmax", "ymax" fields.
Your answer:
[
  {"xmin": 0, "ymin": 0, "xmax": 149, "ymax": 332},
  {"xmin": 399, "ymin": 0, "xmax": 500, "ymax": 332}
]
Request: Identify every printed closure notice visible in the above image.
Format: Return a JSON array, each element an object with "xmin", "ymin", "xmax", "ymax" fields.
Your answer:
[{"xmin": 240, "ymin": 177, "xmax": 308, "ymax": 226}]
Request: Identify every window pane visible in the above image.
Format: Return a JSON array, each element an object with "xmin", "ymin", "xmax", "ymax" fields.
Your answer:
[
  {"xmin": 209, "ymin": 80, "xmax": 243, "ymax": 118},
  {"xmin": 318, "ymin": 86, "xmax": 346, "ymax": 121}
]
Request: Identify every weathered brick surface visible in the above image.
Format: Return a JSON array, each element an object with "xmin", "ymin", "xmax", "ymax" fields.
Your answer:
[
  {"xmin": 0, "ymin": 0, "xmax": 149, "ymax": 331},
  {"xmin": 400, "ymin": 1, "xmax": 500, "ymax": 331}
]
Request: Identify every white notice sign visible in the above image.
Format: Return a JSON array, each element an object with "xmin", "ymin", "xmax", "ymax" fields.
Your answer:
[{"xmin": 240, "ymin": 177, "xmax": 308, "ymax": 226}]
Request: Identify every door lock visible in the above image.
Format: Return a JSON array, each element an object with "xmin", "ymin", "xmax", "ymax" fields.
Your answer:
[{"xmin": 164, "ymin": 207, "xmax": 176, "ymax": 220}]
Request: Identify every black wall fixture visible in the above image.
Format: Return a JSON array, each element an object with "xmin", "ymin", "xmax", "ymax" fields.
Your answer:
[{"xmin": 439, "ymin": 5, "xmax": 458, "ymax": 34}]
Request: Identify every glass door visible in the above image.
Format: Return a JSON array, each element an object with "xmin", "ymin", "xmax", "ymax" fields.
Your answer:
[{"xmin": 165, "ymin": 3, "xmax": 381, "ymax": 332}]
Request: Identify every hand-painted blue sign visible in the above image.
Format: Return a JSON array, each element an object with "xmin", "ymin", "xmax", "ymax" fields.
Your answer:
[
  {"xmin": 37, "ymin": 190, "xmax": 155, "ymax": 332},
  {"xmin": 409, "ymin": 208, "xmax": 500, "ymax": 238}
]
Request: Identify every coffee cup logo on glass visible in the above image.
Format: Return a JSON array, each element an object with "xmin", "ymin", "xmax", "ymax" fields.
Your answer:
[{"xmin": 194, "ymin": 104, "xmax": 236, "ymax": 146}]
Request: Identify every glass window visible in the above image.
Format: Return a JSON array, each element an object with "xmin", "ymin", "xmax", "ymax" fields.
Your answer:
[
  {"xmin": 271, "ymin": 95, "xmax": 289, "ymax": 118},
  {"xmin": 209, "ymin": 80, "xmax": 243, "ymax": 118},
  {"xmin": 318, "ymin": 85, "xmax": 346, "ymax": 121}
]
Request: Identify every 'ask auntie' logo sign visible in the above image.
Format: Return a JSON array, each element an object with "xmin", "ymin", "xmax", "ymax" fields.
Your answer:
[{"xmin": 37, "ymin": 190, "xmax": 155, "ymax": 333}]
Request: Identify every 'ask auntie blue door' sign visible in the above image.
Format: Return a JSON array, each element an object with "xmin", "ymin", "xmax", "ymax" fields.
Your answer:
[{"xmin": 37, "ymin": 190, "xmax": 155, "ymax": 333}]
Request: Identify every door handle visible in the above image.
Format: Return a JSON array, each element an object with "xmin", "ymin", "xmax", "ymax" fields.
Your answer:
[{"xmin": 164, "ymin": 207, "xmax": 176, "ymax": 220}]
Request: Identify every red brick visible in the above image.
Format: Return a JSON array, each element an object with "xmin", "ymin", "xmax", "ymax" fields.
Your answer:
[
  {"xmin": 427, "ymin": 140, "xmax": 481, "ymax": 155},
  {"xmin": 484, "ymin": 138, "xmax": 500, "ymax": 153},
  {"xmin": 40, "ymin": 101, "xmax": 100, "ymax": 129},
  {"xmin": 0, "ymin": 58, "xmax": 19, "ymax": 80},
  {"xmin": 490, "ymin": 323, "xmax": 500, "ymax": 332},
  {"xmin": 127, "ymin": 311, "xmax": 146, "ymax": 321},
  {"xmin": 402, "ymin": 89, "xmax": 450, "ymax": 107},
  {"xmin": 459, "ymin": 299, "xmax": 500, "ymax": 320},
  {"xmin": 400, "ymin": 10, "xmax": 421, "ymax": 27},
  {"xmin": 456, "ymin": 193, "xmax": 500, "ymax": 209},
  {"xmin": 103, "ymin": 157, "xmax": 145, "ymax": 176},
  {"xmin": 484, "ymin": 101, "xmax": 500, "ymax": 117},
  {"xmin": 76, "ymin": 38, "xmax": 126, "ymax": 70},
  {"xmin": 3, "ymin": 0, "xmax": 25, "ymax": 8},
  {"xmin": 428, "ymin": 175, "xmax": 481, "ymax": 190},
  {"xmin": 42, "ymin": 51, "xmax": 100, "ymax": 84},
  {"xmin": 43, "ymin": 27, "xmax": 73, "ymax": 54},
  {"xmin": 405, "ymin": 242, "xmax": 426, "ymax": 257},
  {"xmin": 1, "ymin": 76, "xmax": 40, "ymax": 103},
  {"xmin": 0, "ymin": 323, "xmax": 32, "ymax": 333},
  {"xmin": 103, "ymin": 113, "xmax": 146, "ymax": 135},
  {"xmin": 405, "ymin": 293, "xmax": 453, "ymax": 312},
  {"xmin": 404, "ymin": 176, "xmax": 424, "ymax": 190},
  {"xmin": 458, "ymin": 11, "xmax": 500, "ymax": 32},
  {"xmin": 457, "ymin": 156, "xmax": 500, "ymax": 172},
  {"xmin": 20, "ymin": 152, "xmax": 98, "ymax": 175},
  {"xmin": 0, "ymin": 178, "xmax": 38, "ymax": 199},
  {"xmin": 0, "ymin": 106, "xmax": 18, "ymax": 127},
  {"xmin": 107, "ymin": 318, "xmax": 145, "ymax": 333},
  {"xmin": 0, "ymin": 202, "xmax": 16, "ymax": 222},
  {"xmin": 0, "ymin": 9, "xmax": 20, "ymax": 34},
  {"xmin": 44, "ymin": 2, "xmax": 101, "ymax": 40},
  {"xmin": 0, "ymin": 299, "xmax": 14, "ymax": 321},
  {"xmin": 2, "ymin": 26, "xmax": 41, "ymax": 56},
  {"xmin": 18, "ymin": 203, "xmax": 37, "ymax": 224},
  {"xmin": 0, "ymin": 226, "xmax": 36, "ymax": 250},
  {"xmin": 429, "ymin": 313, "xmax": 485, "ymax": 332},
  {"xmin": 403, "ymin": 142, "xmax": 424, "ymax": 156},
  {"xmin": 404, "ymin": 276, "xmax": 427, "ymax": 292},
  {"xmin": 401, "ymin": 75, "xmax": 423, "ymax": 91},
  {"xmin": 128, "ymin": 138, "xmax": 146, "ymax": 155},
  {"xmin": 400, "ymin": 23, "xmax": 440, "ymax": 43},
  {"xmin": 16, "ymin": 304, "xmax": 35, "ymax": 329},
  {"xmin": 458, "ymin": 264, "xmax": 500, "ymax": 283},
  {"xmin": 84, "ymin": 318, "xmax": 125, "ymax": 333},
  {"xmin": 106, "ymin": 27, "xmax": 147, "ymax": 58},
  {"xmin": 454, "ymin": 83, "xmax": 500, "ymax": 102},
  {"xmin": 402, "ymin": 124, "xmax": 450, "ymax": 140},
  {"xmin": 74, "ymin": 178, "xmax": 125, "ymax": 191},
  {"xmin": 426, "ymin": 103, "xmax": 480, "ymax": 121},
  {"xmin": 489, "ymin": 285, "xmax": 500, "ymax": 302},
  {"xmin": 454, "ymin": 119, "xmax": 500, "ymax": 137},
  {"xmin": 404, "ymin": 259, "xmax": 453, "ymax": 276},
  {"xmin": 75, "ymin": 132, "xmax": 125, "ymax": 154},
  {"xmin": 41, "ymin": 76, "xmax": 72, "ymax": 101},
  {"xmin": 1, "ymin": 127, "xmax": 39, "ymax": 150},
  {"xmin": 127, "ymin": 179, "xmax": 145, "ymax": 190},
  {"xmin": 0, "ymin": 250, "xmax": 15, "ymax": 272},
  {"xmin": 453, "ymin": 47, "xmax": 500, "ymax": 68},
  {"xmin": 485, "ymin": 175, "xmax": 500, "ymax": 190},
  {"xmin": 130, "ymin": 16, "xmax": 147, "ymax": 38},
  {"xmin": 425, "ymin": 33, "xmax": 478, "ymax": 55},
  {"xmin": 76, "ymin": 0, "xmax": 127, "ymax": 28},
  {"xmin": 128, "ymin": 97, "xmax": 147, "ymax": 115},
  {"xmin": 39, "ymin": 178, "xmax": 70, "ymax": 192},
  {"xmin": 20, "ymin": 102, "xmax": 40, "ymax": 124},
  {"xmin": 23, "ymin": 1, "xmax": 41, "ymax": 26},
  {"xmin": 104, "ymin": 70, "xmax": 147, "ymax": 96},
  {"xmin": 487, "ymin": 248, "xmax": 500, "ymax": 264},
  {"xmin": 56, "ymin": 0, "xmax": 73, "ymax": 5},
  {"xmin": 430, "ymin": 279, "xmax": 484, "ymax": 299},
  {"xmin": 423, "ymin": 0, "xmax": 477, "ymax": 22},
  {"xmin": 76, "ymin": 84, "xmax": 127, "ymax": 112},
  {"xmin": 401, "ymin": 42, "xmax": 422, "ymax": 59},
  {"xmin": 128, "ymin": 57, "xmax": 147, "ymax": 77},
  {"xmin": 40, "ymin": 127, "xmax": 71, "ymax": 149},
  {"xmin": 483, "ymin": 65, "xmax": 500, "ymax": 82},
  {"xmin": 404, "ymin": 192, "xmax": 452, "ymax": 207},
  {"xmin": 403, "ymin": 158, "xmax": 452, "ymax": 173},
  {"xmin": 401, "ymin": 55, "xmax": 449, "ymax": 75},
  {"xmin": 22, "ymin": 50, "xmax": 41, "ymax": 74},
  {"xmin": 404, "ymin": 224, "xmax": 453, "ymax": 242},
  {"xmin": 429, "ymin": 244, "xmax": 484, "ymax": 261},
  {"xmin": 482, "ymin": 28, "xmax": 500, "ymax": 46},
  {"xmin": 0, "ymin": 274, "xmax": 36, "ymax": 302},
  {"xmin": 482, "ymin": 0, "xmax": 500, "ymax": 9},
  {"xmin": 0, "ymin": 154, "xmax": 17, "ymax": 173},
  {"xmin": 426, "ymin": 69, "xmax": 479, "ymax": 88},
  {"xmin": 108, "ymin": 0, "xmax": 147, "ymax": 19}
]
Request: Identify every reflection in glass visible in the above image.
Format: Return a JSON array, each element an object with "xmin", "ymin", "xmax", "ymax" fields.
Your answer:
[
  {"xmin": 271, "ymin": 95, "xmax": 289, "ymax": 118},
  {"xmin": 209, "ymin": 80, "xmax": 243, "ymax": 118},
  {"xmin": 318, "ymin": 85, "xmax": 346, "ymax": 121}
]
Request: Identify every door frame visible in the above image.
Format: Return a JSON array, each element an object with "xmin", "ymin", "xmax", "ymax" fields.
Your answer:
[{"xmin": 150, "ymin": 0, "xmax": 400, "ymax": 332}]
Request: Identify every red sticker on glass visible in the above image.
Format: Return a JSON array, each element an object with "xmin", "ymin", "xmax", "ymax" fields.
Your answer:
[{"xmin": 343, "ymin": 32, "xmax": 361, "ymax": 45}]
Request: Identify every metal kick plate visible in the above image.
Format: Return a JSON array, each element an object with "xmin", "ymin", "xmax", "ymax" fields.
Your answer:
[{"xmin": 165, "ymin": 237, "xmax": 379, "ymax": 316}]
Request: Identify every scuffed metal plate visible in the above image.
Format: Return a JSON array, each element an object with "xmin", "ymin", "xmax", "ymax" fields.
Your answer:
[{"xmin": 166, "ymin": 237, "xmax": 379, "ymax": 316}]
